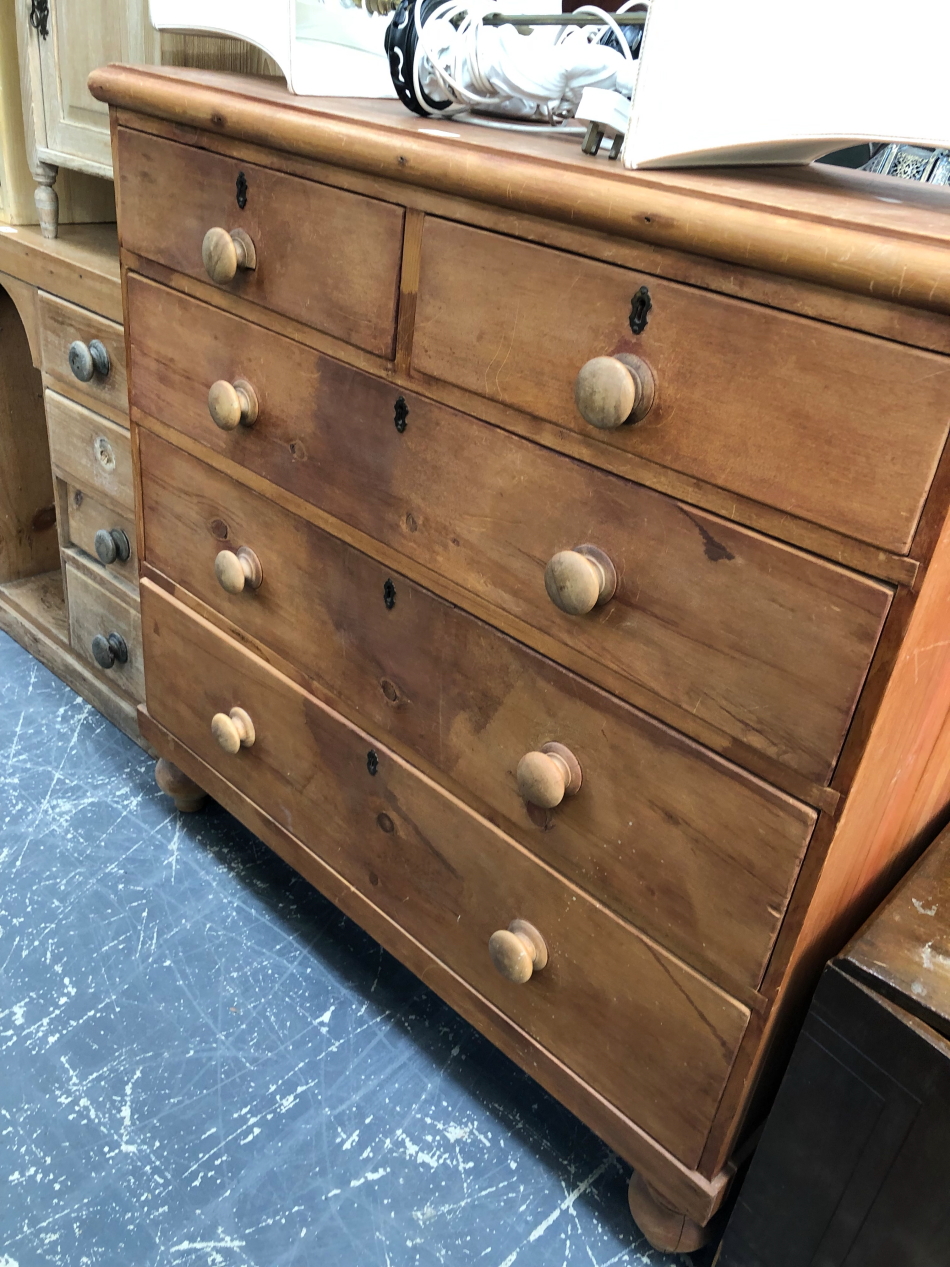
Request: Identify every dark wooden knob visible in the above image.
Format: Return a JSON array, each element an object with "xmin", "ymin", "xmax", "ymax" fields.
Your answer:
[
  {"xmin": 94, "ymin": 527, "xmax": 131, "ymax": 565},
  {"xmin": 68, "ymin": 338, "xmax": 110, "ymax": 382},
  {"xmin": 516, "ymin": 742, "xmax": 582, "ymax": 808},
  {"xmin": 544, "ymin": 544, "xmax": 617, "ymax": 615},
  {"xmin": 212, "ymin": 706, "xmax": 256, "ymax": 754},
  {"xmin": 208, "ymin": 378, "xmax": 259, "ymax": 430},
  {"xmin": 91, "ymin": 631, "xmax": 128, "ymax": 670},
  {"xmin": 574, "ymin": 353, "xmax": 655, "ymax": 430},
  {"xmin": 202, "ymin": 227, "xmax": 257, "ymax": 284},
  {"xmin": 214, "ymin": 546, "xmax": 263, "ymax": 594},
  {"xmin": 489, "ymin": 919, "xmax": 548, "ymax": 984}
]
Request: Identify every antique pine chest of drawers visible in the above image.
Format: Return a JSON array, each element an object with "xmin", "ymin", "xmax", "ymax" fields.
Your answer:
[{"xmin": 91, "ymin": 65, "xmax": 950, "ymax": 1252}]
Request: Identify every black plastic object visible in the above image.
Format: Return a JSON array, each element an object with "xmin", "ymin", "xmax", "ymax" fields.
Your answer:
[{"xmin": 386, "ymin": 0, "xmax": 457, "ymax": 117}]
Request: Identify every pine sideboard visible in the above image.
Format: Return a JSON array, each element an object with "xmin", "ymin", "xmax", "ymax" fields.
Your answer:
[{"xmin": 89, "ymin": 64, "xmax": 950, "ymax": 1252}]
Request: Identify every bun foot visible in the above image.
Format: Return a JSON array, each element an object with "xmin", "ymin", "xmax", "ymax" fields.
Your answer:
[
  {"xmin": 155, "ymin": 758, "xmax": 207, "ymax": 813},
  {"xmin": 627, "ymin": 1171, "xmax": 712, "ymax": 1254}
]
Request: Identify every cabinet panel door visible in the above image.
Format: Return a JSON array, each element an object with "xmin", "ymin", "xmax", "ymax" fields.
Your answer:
[{"xmin": 38, "ymin": 0, "xmax": 157, "ymax": 172}]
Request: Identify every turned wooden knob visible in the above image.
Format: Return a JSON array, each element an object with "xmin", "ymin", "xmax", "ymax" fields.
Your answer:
[
  {"xmin": 201, "ymin": 226, "xmax": 257, "ymax": 284},
  {"xmin": 94, "ymin": 527, "xmax": 131, "ymax": 566},
  {"xmin": 211, "ymin": 706, "xmax": 256, "ymax": 755},
  {"xmin": 575, "ymin": 353, "xmax": 655, "ymax": 430},
  {"xmin": 91, "ymin": 631, "xmax": 128, "ymax": 670},
  {"xmin": 516, "ymin": 742, "xmax": 582, "ymax": 808},
  {"xmin": 544, "ymin": 544, "xmax": 617, "ymax": 615},
  {"xmin": 208, "ymin": 378, "xmax": 258, "ymax": 430},
  {"xmin": 214, "ymin": 546, "xmax": 263, "ymax": 594},
  {"xmin": 489, "ymin": 919, "xmax": 548, "ymax": 984},
  {"xmin": 68, "ymin": 338, "xmax": 110, "ymax": 382}
]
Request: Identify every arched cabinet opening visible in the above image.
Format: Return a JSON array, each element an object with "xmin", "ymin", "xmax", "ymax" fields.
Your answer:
[{"xmin": 0, "ymin": 284, "xmax": 65, "ymax": 637}]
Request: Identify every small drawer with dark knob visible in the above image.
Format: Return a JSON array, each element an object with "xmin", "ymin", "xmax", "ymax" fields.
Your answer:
[
  {"xmin": 64, "ymin": 551, "xmax": 144, "ymax": 701},
  {"xmin": 64, "ymin": 484, "xmax": 137, "ymax": 578},
  {"xmin": 39, "ymin": 294, "xmax": 127, "ymax": 411}
]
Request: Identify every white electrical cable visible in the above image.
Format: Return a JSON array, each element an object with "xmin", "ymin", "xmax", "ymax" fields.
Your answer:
[{"xmin": 408, "ymin": 0, "xmax": 643, "ymax": 125}]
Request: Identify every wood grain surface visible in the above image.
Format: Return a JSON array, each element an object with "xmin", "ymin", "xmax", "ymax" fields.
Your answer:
[
  {"xmin": 38, "ymin": 291, "xmax": 129, "ymax": 415},
  {"xmin": 64, "ymin": 549, "xmax": 144, "ymax": 702},
  {"xmin": 127, "ymin": 276, "xmax": 893, "ymax": 786},
  {"xmin": 141, "ymin": 578, "xmax": 751, "ymax": 1168},
  {"xmin": 413, "ymin": 219, "xmax": 950, "ymax": 555},
  {"xmin": 45, "ymin": 389, "xmax": 134, "ymax": 514},
  {"xmin": 64, "ymin": 484, "xmax": 138, "ymax": 586},
  {"xmin": 0, "ymin": 287, "xmax": 59, "ymax": 585},
  {"xmin": 115, "ymin": 127, "xmax": 405, "ymax": 359},
  {"xmin": 139, "ymin": 427, "xmax": 817, "ymax": 994},
  {"xmin": 87, "ymin": 67, "xmax": 950, "ymax": 315},
  {"xmin": 841, "ymin": 823, "xmax": 950, "ymax": 1040}
]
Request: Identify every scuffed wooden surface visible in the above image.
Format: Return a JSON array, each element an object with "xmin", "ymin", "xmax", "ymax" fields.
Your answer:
[{"xmin": 0, "ymin": 631, "xmax": 674, "ymax": 1267}]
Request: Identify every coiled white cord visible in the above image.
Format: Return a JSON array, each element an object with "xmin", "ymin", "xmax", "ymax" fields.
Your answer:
[{"xmin": 410, "ymin": 0, "xmax": 644, "ymax": 124}]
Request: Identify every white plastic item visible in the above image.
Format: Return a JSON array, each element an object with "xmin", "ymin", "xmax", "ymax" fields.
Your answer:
[
  {"xmin": 625, "ymin": 0, "xmax": 950, "ymax": 169},
  {"xmin": 149, "ymin": 0, "xmax": 397, "ymax": 97}
]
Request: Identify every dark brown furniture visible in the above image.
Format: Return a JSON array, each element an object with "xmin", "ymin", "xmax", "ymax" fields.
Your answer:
[{"xmin": 717, "ymin": 822, "xmax": 950, "ymax": 1267}]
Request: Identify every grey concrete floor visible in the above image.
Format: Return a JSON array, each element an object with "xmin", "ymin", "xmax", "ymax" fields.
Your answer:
[{"xmin": 0, "ymin": 630, "xmax": 696, "ymax": 1267}]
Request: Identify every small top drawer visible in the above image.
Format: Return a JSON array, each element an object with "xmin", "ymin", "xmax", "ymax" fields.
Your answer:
[
  {"xmin": 412, "ymin": 218, "xmax": 950, "ymax": 555},
  {"xmin": 115, "ymin": 127, "xmax": 405, "ymax": 360},
  {"xmin": 39, "ymin": 292, "xmax": 128, "ymax": 414}
]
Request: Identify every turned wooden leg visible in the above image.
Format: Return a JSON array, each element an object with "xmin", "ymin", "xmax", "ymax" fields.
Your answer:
[
  {"xmin": 627, "ymin": 1171, "xmax": 713, "ymax": 1254},
  {"xmin": 155, "ymin": 757, "xmax": 207, "ymax": 813},
  {"xmin": 34, "ymin": 161, "xmax": 59, "ymax": 240}
]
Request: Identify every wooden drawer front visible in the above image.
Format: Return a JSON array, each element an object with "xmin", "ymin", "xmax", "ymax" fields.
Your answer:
[
  {"xmin": 412, "ymin": 219, "xmax": 950, "ymax": 554},
  {"xmin": 129, "ymin": 278, "xmax": 892, "ymax": 786},
  {"xmin": 140, "ymin": 430, "xmax": 817, "ymax": 992},
  {"xmin": 46, "ymin": 390, "xmax": 134, "ymax": 513},
  {"xmin": 142, "ymin": 578, "xmax": 750, "ymax": 1166},
  {"xmin": 65, "ymin": 552, "xmax": 144, "ymax": 701},
  {"xmin": 39, "ymin": 293, "xmax": 128, "ymax": 413},
  {"xmin": 115, "ymin": 127, "xmax": 405, "ymax": 359},
  {"xmin": 64, "ymin": 485, "xmax": 138, "ymax": 583}
]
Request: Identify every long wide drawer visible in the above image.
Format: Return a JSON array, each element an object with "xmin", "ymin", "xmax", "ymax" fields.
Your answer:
[
  {"xmin": 115, "ymin": 127, "xmax": 405, "ymax": 360},
  {"xmin": 412, "ymin": 218, "xmax": 950, "ymax": 554},
  {"xmin": 141, "ymin": 578, "xmax": 751, "ymax": 1167},
  {"xmin": 128, "ymin": 276, "xmax": 893, "ymax": 785},
  {"xmin": 140, "ymin": 428, "xmax": 817, "ymax": 992}
]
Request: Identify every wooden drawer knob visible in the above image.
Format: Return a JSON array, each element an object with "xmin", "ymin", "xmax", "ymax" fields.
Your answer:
[
  {"xmin": 94, "ymin": 527, "xmax": 131, "ymax": 566},
  {"xmin": 211, "ymin": 706, "xmax": 256, "ymax": 755},
  {"xmin": 214, "ymin": 546, "xmax": 263, "ymax": 594},
  {"xmin": 516, "ymin": 742, "xmax": 582, "ymax": 808},
  {"xmin": 208, "ymin": 378, "xmax": 259, "ymax": 430},
  {"xmin": 489, "ymin": 919, "xmax": 548, "ymax": 984},
  {"xmin": 91, "ymin": 631, "xmax": 128, "ymax": 670},
  {"xmin": 544, "ymin": 544, "xmax": 616, "ymax": 615},
  {"xmin": 575, "ymin": 353, "xmax": 655, "ymax": 430},
  {"xmin": 68, "ymin": 338, "xmax": 110, "ymax": 382},
  {"xmin": 202, "ymin": 226, "xmax": 257, "ymax": 284}
]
